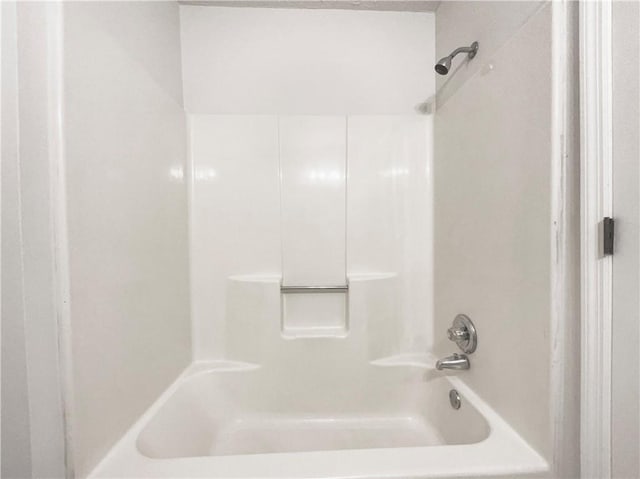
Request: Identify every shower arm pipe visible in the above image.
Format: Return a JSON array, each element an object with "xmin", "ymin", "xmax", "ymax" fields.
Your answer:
[{"xmin": 447, "ymin": 44, "xmax": 478, "ymax": 59}]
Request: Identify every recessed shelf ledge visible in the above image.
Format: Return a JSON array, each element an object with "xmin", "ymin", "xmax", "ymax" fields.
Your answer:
[
  {"xmin": 370, "ymin": 353, "xmax": 438, "ymax": 370},
  {"xmin": 186, "ymin": 360, "xmax": 261, "ymax": 376},
  {"xmin": 227, "ymin": 273, "xmax": 397, "ymax": 283}
]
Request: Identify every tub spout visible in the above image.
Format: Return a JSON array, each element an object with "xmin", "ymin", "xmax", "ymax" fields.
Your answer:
[{"xmin": 436, "ymin": 353, "xmax": 470, "ymax": 371}]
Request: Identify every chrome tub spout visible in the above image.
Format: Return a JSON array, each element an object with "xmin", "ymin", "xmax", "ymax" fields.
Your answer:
[{"xmin": 436, "ymin": 353, "xmax": 470, "ymax": 371}]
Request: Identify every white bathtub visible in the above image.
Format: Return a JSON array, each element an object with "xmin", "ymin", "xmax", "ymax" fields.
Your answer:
[{"xmin": 90, "ymin": 359, "xmax": 548, "ymax": 478}]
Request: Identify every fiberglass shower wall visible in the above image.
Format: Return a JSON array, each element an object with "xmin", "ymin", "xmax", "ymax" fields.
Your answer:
[
  {"xmin": 433, "ymin": 1, "xmax": 580, "ymax": 469},
  {"xmin": 181, "ymin": 6, "xmax": 436, "ymax": 361}
]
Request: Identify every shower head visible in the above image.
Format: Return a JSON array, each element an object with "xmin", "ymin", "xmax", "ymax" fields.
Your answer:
[
  {"xmin": 435, "ymin": 56, "xmax": 452, "ymax": 75},
  {"xmin": 435, "ymin": 41, "xmax": 479, "ymax": 75}
]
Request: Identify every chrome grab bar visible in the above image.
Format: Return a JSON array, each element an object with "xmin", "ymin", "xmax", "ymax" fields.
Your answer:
[{"xmin": 280, "ymin": 284, "xmax": 348, "ymax": 294}]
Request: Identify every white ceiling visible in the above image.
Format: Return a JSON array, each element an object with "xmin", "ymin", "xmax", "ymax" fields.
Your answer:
[{"xmin": 179, "ymin": 0, "xmax": 441, "ymax": 12}]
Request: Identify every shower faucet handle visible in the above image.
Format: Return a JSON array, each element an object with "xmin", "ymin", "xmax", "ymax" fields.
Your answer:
[
  {"xmin": 447, "ymin": 327, "xmax": 469, "ymax": 342},
  {"xmin": 446, "ymin": 314, "xmax": 478, "ymax": 354}
]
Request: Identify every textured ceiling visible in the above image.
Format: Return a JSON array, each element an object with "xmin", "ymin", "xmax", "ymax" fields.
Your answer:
[{"xmin": 179, "ymin": 0, "xmax": 441, "ymax": 12}]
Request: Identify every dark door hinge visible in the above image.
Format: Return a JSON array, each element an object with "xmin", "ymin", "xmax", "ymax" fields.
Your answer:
[{"xmin": 603, "ymin": 217, "xmax": 614, "ymax": 256}]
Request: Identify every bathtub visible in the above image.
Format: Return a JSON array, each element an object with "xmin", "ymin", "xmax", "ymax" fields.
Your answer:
[{"xmin": 90, "ymin": 359, "xmax": 548, "ymax": 478}]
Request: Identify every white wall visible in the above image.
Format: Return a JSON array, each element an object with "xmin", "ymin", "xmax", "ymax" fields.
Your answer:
[
  {"xmin": 347, "ymin": 115, "xmax": 433, "ymax": 352},
  {"xmin": 1, "ymin": 2, "xmax": 33, "ymax": 476},
  {"xmin": 1, "ymin": 3, "xmax": 69, "ymax": 477},
  {"xmin": 62, "ymin": 2, "xmax": 191, "ymax": 476},
  {"xmin": 611, "ymin": 2, "xmax": 640, "ymax": 478},
  {"xmin": 180, "ymin": 6, "xmax": 435, "ymax": 114},
  {"xmin": 182, "ymin": 5, "xmax": 435, "ymax": 361},
  {"xmin": 189, "ymin": 115, "xmax": 281, "ymax": 357},
  {"xmin": 279, "ymin": 116, "xmax": 347, "ymax": 289},
  {"xmin": 434, "ymin": 0, "xmax": 556, "ymax": 462}
]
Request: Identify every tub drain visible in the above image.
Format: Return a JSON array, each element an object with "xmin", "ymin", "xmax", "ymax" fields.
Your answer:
[{"xmin": 449, "ymin": 389, "xmax": 461, "ymax": 409}]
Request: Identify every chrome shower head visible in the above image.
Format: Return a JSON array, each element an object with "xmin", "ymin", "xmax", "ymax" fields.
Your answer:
[
  {"xmin": 435, "ymin": 56, "xmax": 452, "ymax": 75},
  {"xmin": 435, "ymin": 41, "xmax": 479, "ymax": 76}
]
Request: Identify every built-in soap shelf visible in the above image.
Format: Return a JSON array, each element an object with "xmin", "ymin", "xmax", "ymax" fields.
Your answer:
[
  {"xmin": 280, "ymin": 281, "xmax": 349, "ymax": 339},
  {"xmin": 225, "ymin": 273, "xmax": 399, "ymax": 358},
  {"xmin": 279, "ymin": 273, "xmax": 397, "ymax": 339}
]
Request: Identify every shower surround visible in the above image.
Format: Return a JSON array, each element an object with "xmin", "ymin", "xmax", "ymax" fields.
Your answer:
[
  {"xmin": 189, "ymin": 115, "xmax": 433, "ymax": 357},
  {"xmin": 93, "ymin": 115, "xmax": 545, "ymax": 477}
]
